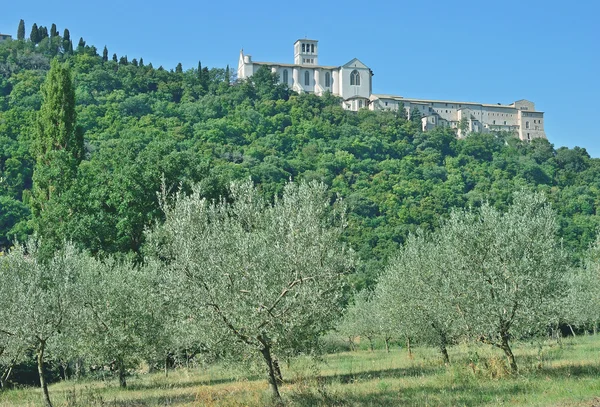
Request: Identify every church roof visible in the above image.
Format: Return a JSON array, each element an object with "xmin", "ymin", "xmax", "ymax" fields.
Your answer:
[
  {"xmin": 252, "ymin": 61, "xmax": 340, "ymax": 70},
  {"xmin": 372, "ymin": 94, "xmax": 541, "ymax": 110}
]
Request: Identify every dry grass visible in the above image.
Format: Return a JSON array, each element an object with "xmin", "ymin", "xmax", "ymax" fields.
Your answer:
[{"xmin": 1, "ymin": 335, "xmax": 599, "ymax": 406}]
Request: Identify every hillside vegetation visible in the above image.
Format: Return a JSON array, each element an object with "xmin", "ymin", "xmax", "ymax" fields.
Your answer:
[
  {"xmin": 1, "ymin": 21, "xmax": 600, "ymax": 407},
  {"xmin": 1, "ymin": 24, "xmax": 599, "ymax": 280}
]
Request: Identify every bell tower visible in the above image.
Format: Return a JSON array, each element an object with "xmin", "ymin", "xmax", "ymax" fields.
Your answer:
[{"xmin": 294, "ymin": 39, "xmax": 318, "ymax": 65}]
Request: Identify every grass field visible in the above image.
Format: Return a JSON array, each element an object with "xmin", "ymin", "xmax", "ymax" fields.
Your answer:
[{"xmin": 1, "ymin": 335, "xmax": 599, "ymax": 406}]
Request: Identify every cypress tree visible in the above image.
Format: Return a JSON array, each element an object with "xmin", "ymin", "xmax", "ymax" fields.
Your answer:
[
  {"xmin": 139, "ymin": 57, "xmax": 144, "ymax": 67},
  {"xmin": 201, "ymin": 66, "xmax": 210, "ymax": 91},
  {"xmin": 39, "ymin": 26, "xmax": 48, "ymax": 41},
  {"xmin": 30, "ymin": 23, "xmax": 40, "ymax": 44},
  {"xmin": 102, "ymin": 46, "xmax": 108, "ymax": 62},
  {"xmin": 119, "ymin": 55, "xmax": 128, "ymax": 65},
  {"xmin": 175, "ymin": 62, "xmax": 183, "ymax": 73},
  {"xmin": 17, "ymin": 19, "xmax": 25, "ymax": 40},
  {"xmin": 131, "ymin": 58, "xmax": 138, "ymax": 67},
  {"xmin": 50, "ymin": 23, "xmax": 58, "ymax": 38},
  {"xmin": 112, "ymin": 53, "xmax": 118, "ymax": 62},
  {"xmin": 197, "ymin": 61, "xmax": 202, "ymax": 78},
  {"xmin": 31, "ymin": 59, "xmax": 83, "ymax": 257},
  {"xmin": 225, "ymin": 64, "xmax": 230, "ymax": 84},
  {"xmin": 77, "ymin": 37, "xmax": 85, "ymax": 53},
  {"xmin": 62, "ymin": 29, "xmax": 71, "ymax": 53}
]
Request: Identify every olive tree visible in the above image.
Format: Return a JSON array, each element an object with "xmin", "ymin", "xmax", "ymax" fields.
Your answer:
[
  {"xmin": 76, "ymin": 258, "xmax": 162, "ymax": 387},
  {"xmin": 444, "ymin": 191, "xmax": 567, "ymax": 373},
  {"xmin": 565, "ymin": 234, "xmax": 600, "ymax": 334},
  {"xmin": 338, "ymin": 289, "xmax": 399, "ymax": 353},
  {"xmin": 376, "ymin": 230, "xmax": 464, "ymax": 364},
  {"xmin": 0, "ymin": 243, "xmax": 85, "ymax": 407},
  {"xmin": 145, "ymin": 180, "xmax": 354, "ymax": 400},
  {"xmin": 338, "ymin": 290, "xmax": 379, "ymax": 352}
]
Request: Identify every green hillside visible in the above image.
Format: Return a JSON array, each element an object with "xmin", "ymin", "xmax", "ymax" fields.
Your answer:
[{"xmin": 1, "ymin": 24, "xmax": 599, "ymax": 285}]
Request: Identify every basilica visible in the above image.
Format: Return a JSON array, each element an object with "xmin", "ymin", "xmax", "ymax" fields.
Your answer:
[{"xmin": 237, "ymin": 40, "xmax": 546, "ymax": 141}]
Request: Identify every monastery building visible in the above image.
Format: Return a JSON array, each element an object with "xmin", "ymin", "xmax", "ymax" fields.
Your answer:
[{"xmin": 237, "ymin": 39, "xmax": 546, "ymax": 141}]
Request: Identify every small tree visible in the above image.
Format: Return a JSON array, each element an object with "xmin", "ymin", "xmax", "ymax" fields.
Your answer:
[
  {"xmin": 0, "ymin": 243, "xmax": 85, "ymax": 407},
  {"xmin": 102, "ymin": 46, "xmax": 108, "ymax": 62},
  {"xmin": 146, "ymin": 180, "xmax": 353, "ymax": 400},
  {"xmin": 78, "ymin": 258, "xmax": 164, "ymax": 388},
  {"xmin": 565, "ymin": 234, "xmax": 600, "ymax": 334},
  {"xmin": 17, "ymin": 19, "xmax": 25, "ymax": 41},
  {"xmin": 377, "ymin": 230, "xmax": 463, "ymax": 364},
  {"xmin": 445, "ymin": 191, "xmax": 567, "ymax": 373},
  {"xmin": 175, "ymin": 62, "xmax": 183, "ymax": 73},
  {"xmin": 338, "ymin": 290, "xmax": 379, "ymax": 352}
]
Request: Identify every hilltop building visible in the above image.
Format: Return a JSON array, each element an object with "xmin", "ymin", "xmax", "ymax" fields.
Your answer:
[
  {"xmin": 237, "ymin": 40, "xmax": 546, "ymax": 141},
  {"xmin": 0, "ymin": 33, "xmax": 12, "ymax": 43}
]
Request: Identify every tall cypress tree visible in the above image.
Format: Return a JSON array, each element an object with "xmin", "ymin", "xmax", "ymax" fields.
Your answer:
[
  {"xmin": 50, "ymin": 23, "xmax": 58, "ymax": 38},
  {"xmin": 62, "ymin": 28, "xmax": 71, "ymax": 53},
  {"xmin": 77, "ymin": 37, "xmax": 86, "ymax": 53},
  {"xmin": 30, "ymin": 23, "xmax": 40, "ymax": 44},
  {"xmin": 31, "ymin": 59, "xmax": 83, "ymax": 258},
  {"xmin": 225, "ymin": 64, "xmax": 230, "ymax": 84},
  {"xmin": 139, "ymin": 57, "xmax": 144, "ymax": 67},
  {"xmin": 102, "ymin": 46, "xmax": 108, "ymax": 62},
  {"xmin": 175, "ymin": 62, "xmax": 183, "ymax": 73},
  {"xmin": 201, "ymin": 66, "xmax": 209, "ymax": 91},
  {"xmin": 39, "ymin": 26, "xmax": 48, "ymax": 41},
  {"xmin": 17, "ymin": 19, "xmax": 25, "ymax": 40},
  {"xmin": 112, "ymin": 53, "xmax": 118, "ymax": 63}
]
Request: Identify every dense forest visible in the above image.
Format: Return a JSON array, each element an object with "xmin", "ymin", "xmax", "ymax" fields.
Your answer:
[{"xmin": 1, "ymin": 20, "xmax": 599, "ymax": 284}]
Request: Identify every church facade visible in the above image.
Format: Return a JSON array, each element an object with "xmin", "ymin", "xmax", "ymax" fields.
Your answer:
[{"xmin": 237, "ymin": 40, "xmax": 546, "ymax": 141}]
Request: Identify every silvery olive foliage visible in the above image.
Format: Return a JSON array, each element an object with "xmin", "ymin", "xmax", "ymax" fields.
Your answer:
[
  {"xmin": 338, "ymin": 289, "xmax": 399, "ymax": 352},
  {"xmin": 145, "ymin": 179, "xmax": 354, "ymax": 399},
  {"xmin": 437, "ymin": 191, "xmax": 567, "ymax": 372},
  {"xmin": 564, "ymin": 235, "xmax": 600, "ymax": 332},
  {"xmin": 376, "ymin": 191, "xmax": 567, "ymax": 372},
  {"xmin": 0, "ymin": 242, "xmax": 85, "ymax": 406},
  {"xmin": 376, "ymin": 230, "xmax": 463, "ymax": 364},
  {"xmin": 76, "ymin": 257, "xmax": 166, "ymax": 388}
]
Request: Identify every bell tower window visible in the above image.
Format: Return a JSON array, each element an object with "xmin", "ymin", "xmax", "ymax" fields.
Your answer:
[
  {"xmin": 305, "ymin": 71, "xmax": 310, "ymax": 86},
  {"xmin": 282, "ymin": 69, "xmax": 288, "ymax": 84},
  {"xmin": 350, "ymin": 70, "xmax": 360, "ymax": 86},
  {"xmin": 325, "ymin": 72, "xmax": 331, "ymax": 87}
]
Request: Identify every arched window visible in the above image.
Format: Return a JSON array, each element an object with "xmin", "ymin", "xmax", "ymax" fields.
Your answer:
[
  {"xmin": 325, "ymin": 72, "xmax": 331, "ymax": 87},
  {"xmin": 282, "ymin": 69, "xmax": 288, "ymax": 84},
  {"xmin": 350, "ymin": 70, "xmax": 360, "ymax": 86},
  {"xmin": 311, "ymin": 44, "xmax": 314, "ymax": 53},
  {"xmin": 304, "ymin": 71, "xmax": 310, "ymax": 86},
  {"xmin": 302, "ymin": 43, "xmax": 305, "ymax": 52}
]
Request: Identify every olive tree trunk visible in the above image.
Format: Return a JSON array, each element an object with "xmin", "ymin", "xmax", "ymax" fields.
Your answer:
[
  {"xmin": 37, "ymin": 340, "xmax": 53, "ymax": 407},
  {"xmin": 499, "ymin": 334, "xmax": 518, "ymax": 373},
  {"xmin": 259, "ymin": 343, "xmax": 281, "ymax": 400},
  {"xmin": 116, "ymin": 357, "xmax": 127, "ymax": 388}
]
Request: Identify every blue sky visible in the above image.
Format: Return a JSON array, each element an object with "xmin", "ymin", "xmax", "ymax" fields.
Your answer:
[{"xmin": 2, "ymin": 0, "xmax": 599, "ymax": 155}]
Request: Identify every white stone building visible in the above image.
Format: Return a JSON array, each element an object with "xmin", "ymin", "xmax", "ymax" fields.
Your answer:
[
  {"xmin": 237, "ymin": 40, "xmax": 546, "ymax": 141},
  {"xmin": 238, "ymin": 39, "xmax": 373, "ymax": 111},
  {"xmin": 0, "ymin": 33, "xmax": 12, "ymax": 43}
]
